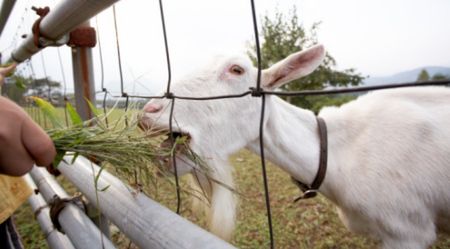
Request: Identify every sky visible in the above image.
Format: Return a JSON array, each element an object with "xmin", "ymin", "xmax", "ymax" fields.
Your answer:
[{"xmin": 0, "ymin": 0, "xmax": 449, "ymax": 96}]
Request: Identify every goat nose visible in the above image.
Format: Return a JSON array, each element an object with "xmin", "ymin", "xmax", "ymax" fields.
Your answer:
[{"xmin": 144, "ymin": 103, "xmax": 162, "ymax": 113}]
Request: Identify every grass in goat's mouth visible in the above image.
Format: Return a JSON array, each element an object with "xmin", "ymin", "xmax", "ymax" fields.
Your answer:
[
  {"xmin": 31, "ymin": 97, "xmax": 209, "ymax": 195},
  {"xmin": 169, "ymin": 131, "xmax": 185, "ymax": 140},
  {"xmin": 162, "ymin": 132, "xmax": 191, "ymax": 149}
]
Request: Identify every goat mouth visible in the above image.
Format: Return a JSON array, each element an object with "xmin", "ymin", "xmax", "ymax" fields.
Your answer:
[
  {"xmin": 168, "ymin": 131, "xmax": 184, "ymax": 140},
  {"xmin": 156, "ymin": 131, "xmax": 191, "ymax": 173},
  {"xmin": 161, "ymin": 131, "xmax": 191, "ymax": 149},
  {"xmin": 138, "ymin": 115, "xmax": 190, "ymax": 141}
]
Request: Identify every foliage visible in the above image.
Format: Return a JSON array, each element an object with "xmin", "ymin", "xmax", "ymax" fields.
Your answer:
[
  {"xmin": 0, "ymin": 74, "xmax": 31, "ymax": 104},
  {"xmin": 247, "ymin": 6, "xmax": 364, "ymax": 110},
  {"xmin": 2, "ymin": 69, "xmax": 64, "ymax": 105},
  {"xmin": 417, "ymin": 69, "xmax": 450, "ymax": 82},
  {"xmin": 417, "ymin": 69, "xmax": 430, "ymax": 81},
  {"xmin": 431, "ymin": 73, "xmax": 449, "ymax": 81},
  {"xmin": 31, "ymin": 96, "xmax": 63, "ymax": 128},
  {"xmin": 27, "ymin": 76, "xmax": 64, "ymax": 105},
  {"xmin": 31, "ymin": 97, "xmax": 210, "ymax": 187}
]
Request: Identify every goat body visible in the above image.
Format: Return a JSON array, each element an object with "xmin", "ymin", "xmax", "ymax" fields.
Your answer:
[
  {"xmin": 141, "ymin": 45, "xmax": 450, "ymax": 248},
  {"xmin": 249, "ymin": 88, "xmax": 450, "ymax": 249}
]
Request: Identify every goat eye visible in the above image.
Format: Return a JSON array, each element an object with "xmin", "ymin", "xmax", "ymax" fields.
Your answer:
[{"xmin": 229, "ymin": 65, "xmax": 245, "ymax": 75}]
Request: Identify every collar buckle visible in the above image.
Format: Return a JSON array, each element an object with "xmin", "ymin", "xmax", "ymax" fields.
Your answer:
[
  {"xmin": 293, "ymin": 189, "xmax": 318, "ymax": 202},
  {"xmin": 292, "ymin": 116, "xmax": 328, "ymax": 202}
]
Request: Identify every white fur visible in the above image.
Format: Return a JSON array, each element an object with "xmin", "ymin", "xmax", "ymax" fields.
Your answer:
[{"xmin": 141, "ymin": 44, "xmax": 450, "ymax": 248}]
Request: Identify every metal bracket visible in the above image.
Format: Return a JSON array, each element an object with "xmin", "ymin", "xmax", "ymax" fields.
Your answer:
[
  {"xmin": 66, "ymin": 27, "xmax": 97, "ymax": 48},
  {"xmin": 30, "ymin": 6, "xmax": 69, "ymax": 48},
  {"xmin": 49, "ymin": 194, "xmax": 85, "ymax": 233},
  {"xmin": 38, "ymin": 34, "xmax": 70, "ymax": 47}
]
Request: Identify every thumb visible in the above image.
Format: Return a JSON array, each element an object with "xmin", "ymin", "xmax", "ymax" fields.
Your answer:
[
  {"xmin": 0, "ymin": 63, "xmax": 16, "ymax": 85},
  {"xmin": 0, "ymin": 63, "xmax": 17, "ymax": 75}
]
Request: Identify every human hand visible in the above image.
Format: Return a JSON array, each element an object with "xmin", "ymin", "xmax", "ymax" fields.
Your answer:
[
  {"xmin": 0, "ymin": 63, "xmax": 17, "ymax": 86},
  {"xmin": 0, "ymin": 97, "xmax": 56, "ymax": 176}
]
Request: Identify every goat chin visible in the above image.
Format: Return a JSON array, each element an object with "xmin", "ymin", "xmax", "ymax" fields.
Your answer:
[{"xmin": 188, "ymin": 159, "xmax": 237, "ymax": 241}]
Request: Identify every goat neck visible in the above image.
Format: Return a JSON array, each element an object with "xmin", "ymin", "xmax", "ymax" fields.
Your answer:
[{"xmin": 246, "ymin": 96, "xmax": 337, "ymax": 201}]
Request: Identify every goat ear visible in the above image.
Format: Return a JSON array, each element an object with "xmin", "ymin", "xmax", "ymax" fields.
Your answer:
[{"xmin": 261, "ymin": 44, "xmax": 325, "ymax": 89}]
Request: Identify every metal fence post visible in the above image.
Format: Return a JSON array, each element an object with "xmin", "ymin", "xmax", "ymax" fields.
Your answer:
[
  {"xmin": 71, "ymin": 21, "xmax": 96, "ymax": 121},
  {"xmin": 70, "ymin": 21, "xmax": 113, "ymax": 237},
  {"xmin": 0, "ymin": 0, "xmax": 16, "ymax": 37}
]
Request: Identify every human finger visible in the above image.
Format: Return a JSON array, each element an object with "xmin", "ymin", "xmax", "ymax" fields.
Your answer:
[
  {"xmin": 0, "ymin": 63, "xmax": 17, "ymax": 76},
  {"xmin": 0, "ymin": 63, "xmax": 16, "ymax": 85},
  {"xmin": 21, "ymin": 116, "xmax": 56, "ymax": 167}
]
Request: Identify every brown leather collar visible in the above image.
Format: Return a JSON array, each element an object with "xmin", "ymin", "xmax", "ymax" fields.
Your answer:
[{"xmin": 292, "ymin": 116, "xmax": 328, "ymax": 201}]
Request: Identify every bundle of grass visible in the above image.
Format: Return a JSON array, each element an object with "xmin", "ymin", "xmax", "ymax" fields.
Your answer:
[{"xmin": 31, "ymin": 97, "xmax": 210, "ymax": 198}]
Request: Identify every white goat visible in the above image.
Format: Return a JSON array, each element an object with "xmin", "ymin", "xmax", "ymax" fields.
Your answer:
[{"xmin": 140, "ymin": 44, "xmax": 450, "ymax": 249}]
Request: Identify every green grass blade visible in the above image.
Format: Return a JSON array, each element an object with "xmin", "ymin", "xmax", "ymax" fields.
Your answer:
[
  {"xmin": 85, "ymin": 98, "xmax": 102, "ymax": 117},
  {"xmin": 32, "ymin": 97, "xmax": 62, "ymax": 128},
  {"xmin": 53, "ymin": 150, "xmax": 66, "ymax": 167},
  {"xmin": 95, "ymin": 166, "xmax": 106, "ymax": 185},
  {"xmin": 70, "ymin": 152, "xmax": 80, "ymax": 165},
  {"xmin": 98, "ymin": 185, "xmax": 110, "ymax": 192},
  {"xmin": 14, "ymin": 76, "xmax": 27, "ymax": 90},
  {"xmin": 66, "ymin": 102, "xmax": 83, "ymax": 126}
]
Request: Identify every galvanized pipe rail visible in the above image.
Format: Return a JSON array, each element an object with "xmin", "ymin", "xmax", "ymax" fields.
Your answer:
[
  {"xmin": 58, "ymin": 156, "xmax": 237, "ymax": 249},
  {"xmin": 9, "ymin": 0, "xmax": 119, "ymax": 62},
  {"xmin": 24, "ymin": 175, "xmax": 75, "ymax": 249},
  {"xmin": 29, "ymin": 167, "xmax": 116, "ymax": 249}
]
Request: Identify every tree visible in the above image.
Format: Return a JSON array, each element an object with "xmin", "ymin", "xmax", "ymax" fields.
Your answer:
[
  {"xmin": 27, "ymin": 77, "xmax": 60, "ymax": 97},
  {"xmin": 247, "ymin": 6, "xmax": 364, "ymax": 111},
  {"xmin": 27, "ymin": 77, "xmax": 63, "ymax": 106},
  {"xmin": 416, "ymin": 70, "xmax": 450, "ymax": 82},
  {"xmin": 431, "ymin": 73, "xmax": 449, "ymax": 81},
  {"xmin": 1, "ymin": 75, "xmax": 31, "ymax": 104},
  {"xmin": 417, "ymin": 69, "xmax": 430, "ymax": 82},
  {"xmin": 2, "ymin": 74, "xmax": 63, "ymax": 106}
]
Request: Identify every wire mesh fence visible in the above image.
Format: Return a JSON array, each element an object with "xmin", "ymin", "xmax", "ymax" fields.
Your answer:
[{"xmin": 2, "ymin": 0, "xmax": 450, "ymax": 248}]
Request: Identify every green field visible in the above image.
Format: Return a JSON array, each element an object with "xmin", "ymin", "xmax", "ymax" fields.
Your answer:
[{"xmin": 14, "ymin": 107, "xmax": 450, "ymax": 248}]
